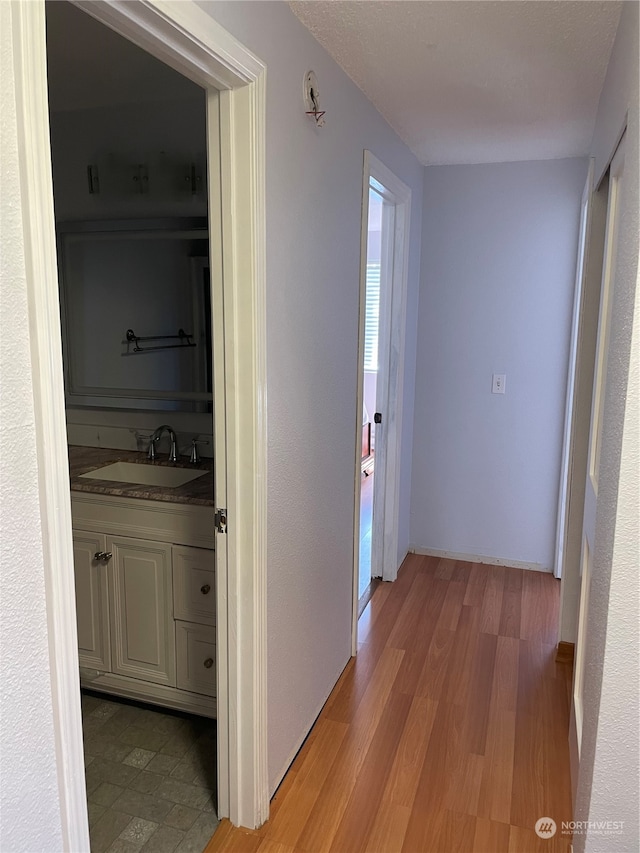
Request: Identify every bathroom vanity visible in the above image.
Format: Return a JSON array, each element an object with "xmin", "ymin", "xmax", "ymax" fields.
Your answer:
[{"xmin": 69, "ymin": 446, "xmax": 217, "ymax": 718}]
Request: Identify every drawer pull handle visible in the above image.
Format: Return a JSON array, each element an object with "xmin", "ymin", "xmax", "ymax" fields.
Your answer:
[
  {"xmin": 94, "ymin": 551, "xmax": 112, "ymax": 562},
  {"xmin": 200, "ymin": 584, "xmax": 211, "ymax": 595},
  {"xmin": 204, "ymin": 657, "xmax": 214, "ymax": 669}
]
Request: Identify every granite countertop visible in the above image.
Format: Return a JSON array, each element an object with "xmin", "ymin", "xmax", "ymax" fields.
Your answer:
[{"xmin": 68, "ymin": 445, "xmax": 214, "ymax": 507}]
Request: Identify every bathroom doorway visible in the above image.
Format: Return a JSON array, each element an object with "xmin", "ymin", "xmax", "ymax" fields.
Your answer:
[
  {"xmin": 13, "ymin": 0, "xmax": 268, "ymax": 846},
  {"xmin": 46, "ymin": 4, "xmax": 219, "ymax": 848}
]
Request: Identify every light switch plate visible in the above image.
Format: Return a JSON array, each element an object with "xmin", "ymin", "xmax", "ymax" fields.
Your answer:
[{"xmin": 492, "ymin": 373, "xmax": 506, "ymax": 394}]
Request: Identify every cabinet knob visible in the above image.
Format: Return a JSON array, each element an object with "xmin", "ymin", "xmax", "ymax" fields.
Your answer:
[
  {"xmin": 200, "ymin": 584, "xmax": 211, "ymax": 595},
  {"xmin": 94, "ymin": 551, "xmax": 112, "ymax": 562},
  {"xmin": 203, "ymin": 657, "xmax": 214, "ymax": 669}
]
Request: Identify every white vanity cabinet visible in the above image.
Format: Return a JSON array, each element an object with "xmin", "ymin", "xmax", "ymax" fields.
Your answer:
[{"xmin": 71, "ymin": 491, "xmax": 217, "ymax": 717}]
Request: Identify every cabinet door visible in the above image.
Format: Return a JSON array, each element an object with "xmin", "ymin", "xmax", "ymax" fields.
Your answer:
[
  {"xmin": 176, "ymin": 621, "xmax": 216, "ymax": 697},
  {"xmin": 108, "ymin": 536, "xmax": 175, "ymax": 687},
  {"xmin": 173, "ymin": 546, "xmax": 215, "ymax": 626},
  {"xmin": 73, "ymin": 530, "xmax": 111, "ymax": 671}
]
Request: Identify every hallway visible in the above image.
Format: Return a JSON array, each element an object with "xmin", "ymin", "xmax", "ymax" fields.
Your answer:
[{"xmin": 207, "ymin": 554, "xmax": 573, "ymax": 852}]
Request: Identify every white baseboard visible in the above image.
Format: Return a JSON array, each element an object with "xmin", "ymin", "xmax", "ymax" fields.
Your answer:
[{"xmin": 409, "ymin": 546, "xmax": 551, "ymax": 574}]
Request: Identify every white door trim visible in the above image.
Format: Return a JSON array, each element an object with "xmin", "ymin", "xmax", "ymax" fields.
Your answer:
[
  {"xmin": 11, "ymin": 1, "xmax": 268, "ymax": 845},
  {"xmin": 353, "ymin": 152, "xmax": 411, "ymax": 651},
  {"xmin": 554, "ymin": 160, "xmax": 594, "ymax": 579},
  {"xmin": 10, "ymin": 6, "xmax": 88, "ymax": 849},
  {"xmin": 570, "ymin": 132, "xmax": 626, "ymax": 785}
]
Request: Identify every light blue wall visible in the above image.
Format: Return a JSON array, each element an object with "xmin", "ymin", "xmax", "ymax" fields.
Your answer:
[
  {"xmin": 198, "ymin": 1, "xmax": 424, "ymax": 790},
  {"xmin": 411, "ymin": 157, "xmax": 587, "ymax": 570}
]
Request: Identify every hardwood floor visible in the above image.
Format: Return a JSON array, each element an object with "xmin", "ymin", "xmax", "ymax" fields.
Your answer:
[{"xmin": 206, "ymin": 555, "xmax": 573, "ymax": 853}]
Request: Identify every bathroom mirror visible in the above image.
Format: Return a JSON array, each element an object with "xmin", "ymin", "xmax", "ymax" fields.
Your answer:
[{"xmin": 58, "ymin": 218, "xmax": 212, "ymax": 412}]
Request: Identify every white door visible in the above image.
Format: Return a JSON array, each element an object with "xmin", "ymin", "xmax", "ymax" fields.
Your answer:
[
  {"xmin": 554, "ymin": 162, "xmax": 593, "ymax": 579},
  {"xmin": 358, "ymin": 184, "xmax": 392, "ymax": 600},
  {"xmin": 573, "ymin": 134, "xmax": 626, "ymax": 752},
  {"xmin": 354, "ymin": 153, "xmax": 411, "ymax": 645},
  {"xmin": 370, "ymin": 183, "xmax": 396, "ymax": 584}
]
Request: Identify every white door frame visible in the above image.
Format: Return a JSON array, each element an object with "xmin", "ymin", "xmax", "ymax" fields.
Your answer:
[
  {"xmin": 10, "ymin": 1, "xmax": 268, "ymax": 847},
  {"xmin": 553, "ymin": 160, "xmax": 595, "ymax": 579},
  {"xmin": 353, "ymin": 152, "xmax": 411, "ymax": 651},
  {"xmin": 570, "ymin": 133, "xmax": 626, "ymax": 783}
]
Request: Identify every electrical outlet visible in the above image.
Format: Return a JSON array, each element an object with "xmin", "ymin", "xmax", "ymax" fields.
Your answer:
[{"xmin": 492, "ymin": 373, "xmax": 506, "ymax": 394}]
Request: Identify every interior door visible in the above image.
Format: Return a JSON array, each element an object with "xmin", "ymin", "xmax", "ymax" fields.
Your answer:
[
  {"xmin": 573, "ymin": 134, "xmax": 626, "ymax": 752},
  {"xmin": 370, "ymin": 187, "xmax": 396, "ymax": 581},
  {"xmin": 206, "ymin": 88, "xmax": 231, "ymax": 817},
  {"xmin": 554, "ymin": 162, "xmax": 593, "ymax": 579}
]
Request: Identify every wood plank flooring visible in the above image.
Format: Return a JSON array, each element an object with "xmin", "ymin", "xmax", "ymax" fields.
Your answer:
[{"xmin": 206, "ymin": 555, "xmax": 573, "ymax": 853}]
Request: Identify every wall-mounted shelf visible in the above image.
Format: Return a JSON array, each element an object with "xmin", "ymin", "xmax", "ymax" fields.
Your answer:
[{"xmin": 123, "ymin": 328, "xmax": 196, "ymax": 355}]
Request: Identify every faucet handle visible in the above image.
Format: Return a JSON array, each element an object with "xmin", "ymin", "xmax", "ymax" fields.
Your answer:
[
  {"xmin": 190, "ymin": 438, "xmax": 203, "ymax": 465},
  {"xmin": 132, "ymin": 431, "xmax": 154, "ymax": 454}
]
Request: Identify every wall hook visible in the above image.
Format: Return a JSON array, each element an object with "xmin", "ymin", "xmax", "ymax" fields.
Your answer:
[{"xmin": 304, "ymin": 70, "xmax": 326, "ymax": 127}]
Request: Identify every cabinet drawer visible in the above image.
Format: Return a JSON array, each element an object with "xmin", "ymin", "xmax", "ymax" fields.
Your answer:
[
  {"xmin": 176, "ymin": 621, "xmax": 216, "ymax": 697},
  {"xmin": 173, "ymin": 546, "xmax": 215, "ymax": 626}
]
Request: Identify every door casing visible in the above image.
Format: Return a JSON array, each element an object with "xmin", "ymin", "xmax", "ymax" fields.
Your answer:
[
  {"xmin": 10, "ymin": 1, "xmax": 268, "ymax": 847},
  {"xmin": 569, "ymin": 132, "xmax": 626, "ymax": 800},
  {"xmin": 554, "ymin": 160, "xmax": 594, "ymax": 580}
]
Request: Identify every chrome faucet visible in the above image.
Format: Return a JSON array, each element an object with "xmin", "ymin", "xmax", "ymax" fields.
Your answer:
[{"xmin": 148, "ymin": 425, "xmax": 178, "ymax": 463}]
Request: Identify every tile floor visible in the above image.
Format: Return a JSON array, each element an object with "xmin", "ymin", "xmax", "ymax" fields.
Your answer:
[{"xmin": 81, "ymin": 691, "xmax": 218, "ymax": 853}]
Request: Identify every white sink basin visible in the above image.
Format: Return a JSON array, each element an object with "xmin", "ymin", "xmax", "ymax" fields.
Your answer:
[{"xmin": 80, "ymin": 461, "xmax": 207, "ymax": 488}]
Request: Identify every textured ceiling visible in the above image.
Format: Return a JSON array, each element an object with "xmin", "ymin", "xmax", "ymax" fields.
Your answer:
[{"xmin": 289, "ymin": 1, "xmax": 622, "ymax": 165}]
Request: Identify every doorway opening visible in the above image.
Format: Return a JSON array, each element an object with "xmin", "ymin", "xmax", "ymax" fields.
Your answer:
[
  {"xmin": 46, "ymin": 2, "xmax": 219, "ymax": 847},
  {"xmin": 12, "ymin": 0, "xmax": 267, "ymax": 846},
  {"xmin": 358, "ymin": 187, "xmax": 384, "ymax": 608},
  {"xmin": 353, "ymin": 153, "xmax": 411, "ymax": 646}
]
